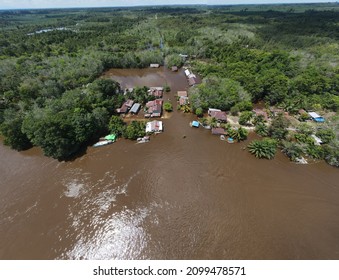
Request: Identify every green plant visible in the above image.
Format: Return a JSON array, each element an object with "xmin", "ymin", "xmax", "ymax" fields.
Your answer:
[
  {"xmin": 228, "ymin": 127, "xmax": 248, "ymax": 142},
  {"xmin": 163, "ymin": 101, "xmax": 173, "ymax": 112},
  {"xmin": 248, "ymin": 138, "xmax": 278, "ymax": 159}
]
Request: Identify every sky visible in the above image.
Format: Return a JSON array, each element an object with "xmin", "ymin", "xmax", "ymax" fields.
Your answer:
[{"xmin": 0, "ymin": 0, "xmax": 337, "ymax": 9}]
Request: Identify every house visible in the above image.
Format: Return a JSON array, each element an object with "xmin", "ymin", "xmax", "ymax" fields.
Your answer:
[
  {"xmin": 177, "ymin": 91, "xmax": 188, "ymax": 98},
  {"xmin": 150, "ymin": 64, "xmax": 160, "ymax": 68},
  {"xmin": 171, "ymin": 66, "xmax": 178, "ymax": 72},
  {"xmin": 179, "ymin": 96, "xmax": 189, "ymax": 106},
  {"xmin": 116, "ymin": 99, "xmax": 134, "ymax": 114},
  {"xmin": 308, "ymin": 112, "xmax": 325, "ymax": 123},
  {"xmin": 145, "ymin": 99, "xmax": 163, "ymax": 118},
  {"xmin": 211, "ymin": 128, "xmax": 226, "ymax": 135},
  {"xmin": 116, "ymin": 104, "xmax": 129, "ymax": 114},
  {"xmin": 148, "ymin": 87, "xmax": 164, "ymax": 98},
  {"xmin": 184, "ymin": 69, "xmax": 191, "ymax": 77},
  {"xmin": 188, "ymin": 77, "xmax": 197, "ymax": 86},
  {"xmin": 125, "ymin": 99, "xmax": 134, "ymax": 108},
  {"xmin": 209, "ymin": 111, "xmax": 227, "ymax": 122},
  {"xmin": 146, "ymin": 120, "xmax": 163, "ymax": 133},
  {"xmin": 253, "ymin": 108, "xmax": 269, "ymax": 121},
  {"xmin": 130, "ymin": 103, "xmax": 141, "ymax": 114}
]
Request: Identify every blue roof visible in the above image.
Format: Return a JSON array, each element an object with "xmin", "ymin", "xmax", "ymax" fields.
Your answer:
[
  {"xmin": 314, "ymin": 117, "xmax": 325, "ymax": 122},
  {"xmin": 192, "ymin": 121, "xmax": 200, "ymax": 127}
]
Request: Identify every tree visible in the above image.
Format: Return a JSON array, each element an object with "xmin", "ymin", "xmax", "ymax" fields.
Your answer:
[
  {"xmin": 228, "ymin": 127, "xmax": 248, "ymax": 142},
  {"xmin": 269, "ymin": 113, "xmax": 290, "ymax": 140},
  {"xmin": 123, "ymin": 121, "xmax": 146, "ymax": 140},
  {"xmin": 281, "ymin": 140, "xmax": 303, "ymax": 161},
  {"xmin": 108, "ymin": 116, "xmax": 126, "ymax": 137},
  {"xmin": 248, "ymin": 138, "xmax": 278, "ymax": 159},
  {"xmin": 165, "ymin": 54, "xmax": 183, "ymax": 68},
  {"xmin": 163, "ymin": 101, "xmax": 173, "ymax": 112},
  {"xmin": 195, "ymin": 107, "xmax": 203, "ymax": 117},
  {"xmin": 0, "ymin": 109, "xmax": 32, "ymax": 151},
  {"xmin": 239, "ymin": 111, "xmax": 253, "ymax": 125},
  {"xmin": 255, "ymin": 122, "xmax": 269, "ymax": 137}
]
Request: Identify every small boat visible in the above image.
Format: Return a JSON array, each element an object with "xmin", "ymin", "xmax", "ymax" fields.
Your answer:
[
  {"xmin": 227, "ymin": 137, "xmax": 234, "ymax": 144},
  {"xmin": 190, "ymin": 120, "xmax": 200, "ymax": 128},
  {"xmin": 220, "ymin": 135, "xmax": 226, "ymax": 141},
  {"xmin": 137, "ymin": 136, "xmax": 150, "ymax": 143},
  {"xmin": 93, "ymin": 140, "xmax": 113, "ymax": 147}
]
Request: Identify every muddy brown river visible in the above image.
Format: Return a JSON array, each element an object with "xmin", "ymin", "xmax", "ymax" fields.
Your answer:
[{"xmin": 0, "ymin": 67, "xmax": 338, "ymax": 260}]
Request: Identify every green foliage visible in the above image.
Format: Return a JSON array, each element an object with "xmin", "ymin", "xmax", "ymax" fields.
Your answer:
[
  {"xmin": 189, "ymin": 76, "xmax": 250, "ymax": 112},
  {"xmin": 164, "ymin": 84, "xmax": 171, "ymax": 92},
  {"xmin": 316, "ymin": 128, "xmax": 335, "ymax": 144},
  {"xmin": 0, "ymin": 109, "xmax": 31, "ymax": 150},
  {"xmin": 323, "ymin": 141, "xmax": 339, "ymax": 167},
  {"xmin": 296, "ymin": 123, "xmax": 314, "ymax": 136},
  {"xmin": 195, "ymin": 107, "xmax": 203, "ymax": 117},
  {"xmin": 108, "ymin": 116, "xmax": 126, "ymax": 137},
  {"xmin": 165, "ymin": 54, "xmax": 183, "ymax": 68},
  {"xmin": 228, "ymin": 127, "xmax": 248, "ymax": 142},
  {"xmin": 281, "ymin": 140, "xmax": 303, "ymax": 161},
  {"xmin": 269, "ymin": 113, "xmax": 290, "ymax": 140},
  {"xmin": 163, "ymin": 101, "xmax": 173, "ymax": 112},
  {"xmin": 230, "ymin": 105, "xmax": 239, "ymax": 116},
  {"xmin": 248, "ymin": 138, "xmax": 278, "ymax": 159},
  {"xmin": 305, "ymin": 144, "xmax": 324, "ymax": 159},
  {"xmin": 255, "ymin": 122, "xmax": 269, "ymax": 137},
  {"xmin": 123, "ymin": 121, "xmax": 146, "ymax": 140},
  {"xmin": 239, "ymin": 111, "xmax": 253, "ymax": 126},
  {"xmin": 294, "ymin": 133, "xmax": 315, "ymax": 145}
]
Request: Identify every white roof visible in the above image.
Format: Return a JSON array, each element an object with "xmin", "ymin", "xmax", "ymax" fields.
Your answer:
[
  {"xmin": 308, "ymin": 112, "xmax": 321, "ymax": 119},
  {"xmin": 208, "ymin": 108, "xmax": 221, "ymax": 112},
  {"xmin": 184, "ymin": 69, "xmax": 191, "ymax": 76},
  {"xmin": 146, "ymin": 121, "xmax": 163, "ymax": 133}
]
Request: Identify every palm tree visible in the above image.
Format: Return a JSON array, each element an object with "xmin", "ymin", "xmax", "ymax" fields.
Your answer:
[
  {"xmin": 229, "ymin": 127, "xmax": 248, "ymax": 142},
  {"xmin": 255, "ymin": 122, "xmax": 268, "ymax": 137},
  {"xmin": 247, "ymin": 138, "xmax": 277, "ymax": 159}
]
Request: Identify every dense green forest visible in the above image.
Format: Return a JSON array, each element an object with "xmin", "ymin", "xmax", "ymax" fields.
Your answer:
[{"xmin": 0, "ymin": 4, "xmax": 338, "ymax": 163}]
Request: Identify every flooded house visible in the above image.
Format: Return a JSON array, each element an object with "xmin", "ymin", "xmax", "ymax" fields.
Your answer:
[
  {"xmin": 211, "ymin": 128, "xmax": 226, "ymax": 135},
  {"xmin": 145, "ymin": 99, "xmax": 163, "ymax": 118},
  {"xmin": 146, "ymin": 120, "xmax": 163, "ymax": 133},
  {"xmin": 148, "ymin": 87, "xmax": 164, "ymax": 98},
  {"xmin": 117, "ymin": 99, "xmax": 134, "ymax": 114},
  {"xmin": 130, "ymin": 103, "xmax": 141, "ymax": 114},
  {"xmin": 177, "ymin": 91, "xmax": 188, "ymax": 98},
  {"xmin": 208, "ymin": 108, "xmax": 227, "ymax": 122},
  {"xmin": 253, "ymin": 108, "xmax": 269, "ymax": 121}
]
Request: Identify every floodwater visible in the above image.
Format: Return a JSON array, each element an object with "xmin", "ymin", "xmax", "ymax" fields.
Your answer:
[{"xmin": 1, "ymin": 67, "xmax": 339, "ymax": 260}]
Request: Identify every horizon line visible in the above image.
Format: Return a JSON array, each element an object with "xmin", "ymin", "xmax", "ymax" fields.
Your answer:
[{"xmin": 1, "ymin": 1, "xmax": 338, "ymax": 11}]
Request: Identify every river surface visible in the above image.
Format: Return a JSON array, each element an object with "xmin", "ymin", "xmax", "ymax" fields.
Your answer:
[{"xmin": 1, "ymin": 67, "xmax": 339, "ymax": 260}]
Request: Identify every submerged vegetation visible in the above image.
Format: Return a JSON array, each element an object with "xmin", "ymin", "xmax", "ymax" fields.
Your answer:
[{"xmin": 0, "ymin": 4, "xmax": 338, "ymax": 164}]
